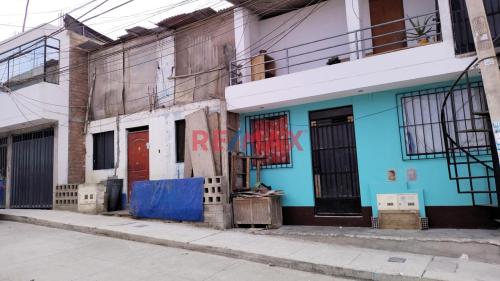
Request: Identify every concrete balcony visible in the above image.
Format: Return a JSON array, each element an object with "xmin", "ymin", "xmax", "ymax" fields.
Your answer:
[{"xmin": 226, "ymin": 0, "xmax": 471, "ymax": 112}]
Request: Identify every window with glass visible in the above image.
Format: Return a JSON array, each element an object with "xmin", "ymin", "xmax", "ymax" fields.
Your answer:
[
  {"xmin": 397, "ymin": 82, "xmax": 490, "ymax": 160},
  {"xmin": 93, "ymin": 131, "xmax": 115, "ymax": 170},
  {"xmin": 0, "ymin": 36, "xmax": 60, "ymax": 90}
]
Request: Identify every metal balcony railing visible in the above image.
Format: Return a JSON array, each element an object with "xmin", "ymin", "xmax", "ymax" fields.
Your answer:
[{"xmin": 230, "ymin": 11, "xmax": 441, "ymax": 85}]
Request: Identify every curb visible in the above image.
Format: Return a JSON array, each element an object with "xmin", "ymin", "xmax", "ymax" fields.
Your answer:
[
  {"xmin": 0, "ymin": 214, "xmax": 440, "ymax": 281},
  {"xmin": 248, "ymin": 230, "xmax": 500, "ymax": 247}
]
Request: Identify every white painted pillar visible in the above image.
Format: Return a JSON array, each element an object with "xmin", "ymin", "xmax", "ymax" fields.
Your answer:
[
  {"xmin": 233, "ymin": 7, "xmax": 258, "ymax": 84},
  {"xmin": 436, "ymin": 0, "xmax": 456, "ymax": 56},
  {"xmin": 345, "ymin": 0, "xmax": 363, "ymax": 61}
]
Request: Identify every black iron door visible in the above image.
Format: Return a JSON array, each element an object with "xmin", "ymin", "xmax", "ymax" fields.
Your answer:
[
  {"xmin": 310, "ymin": 106, "xmax": 361, "ymax": 215},
  {"xmin": 0, "ymin": 137, "xmax": 7, "ymax": 208},
  {"xmin": 11, "ymin": 128, "xmax": 54, "ymax": 208}
]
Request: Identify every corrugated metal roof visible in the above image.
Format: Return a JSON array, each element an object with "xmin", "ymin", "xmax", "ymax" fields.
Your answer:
[
  {"xmin": 156, "ymin": 7, "xmax": 218, "ymax": 29},
  {"xmin": 225, "ymin": 0, "xmax": 322, "ymax": 19},
  {"xmin": 64, "ymin": 14, "xmax": 113, "ymax": 43}
]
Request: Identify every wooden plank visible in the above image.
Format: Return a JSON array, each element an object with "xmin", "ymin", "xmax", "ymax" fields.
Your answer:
[
  {"xmin": 220, "ymin": 101, "xmax": 231, "ymax": 201},
  {"xmin": 233, "ymin": 197, "xmax": 253, "ymax": 225},
  {"xmin": 183, "ymin": 124, "xmax": 193, "ymax": 178},
  {"xmin": 185, "ymin": 109, "xmax": 216, "ymax": 177},
  {"xmin": 208, "ymin": 112, "xmax": 222, "ymax": 176},
  {"xmin": 183, "ymin": 141, "xmax": 193, "ymax": 178}
]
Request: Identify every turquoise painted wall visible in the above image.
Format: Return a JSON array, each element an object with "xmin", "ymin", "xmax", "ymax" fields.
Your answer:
[{"xmin": 238, "ymin": 82, "xmax": 481, "ymax": 211}]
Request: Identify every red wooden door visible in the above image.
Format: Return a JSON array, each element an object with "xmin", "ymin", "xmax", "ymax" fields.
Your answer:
[
  {"xmin": 369, "ymin": 0, "xmax": 407, "ymax": 54},
  {"xmin": 127, "ymin": 130, "xmax": 149, "ymax": 201}
]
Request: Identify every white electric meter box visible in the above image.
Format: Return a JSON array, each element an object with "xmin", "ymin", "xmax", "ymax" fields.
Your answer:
[
  {"xmin": 377, "ymin": 193, "xmax": 419, "ymax": 211},
  {"xmin": 377, "ymin": 194, "xmax": 399, "ymax": 210},
  {"xmin": 398, "ymin": 193, "xmax": 419, "ymax": 210}
]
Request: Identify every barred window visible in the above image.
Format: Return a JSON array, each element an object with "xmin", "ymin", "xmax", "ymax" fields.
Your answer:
[
  {"xmin": 397, "ymin": 82, "xmax": 489, "ymax": 160},
  {"xmin": 245, "ymin": 111, "xmax": 292, "ymax": 168}
]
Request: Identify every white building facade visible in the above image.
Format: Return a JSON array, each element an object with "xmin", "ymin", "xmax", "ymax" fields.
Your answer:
[{"xmin": 0, "ymin": 16, "xmax": 110, "ymax": 209}]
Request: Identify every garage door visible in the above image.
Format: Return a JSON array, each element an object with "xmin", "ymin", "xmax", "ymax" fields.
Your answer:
[{"xmin": 11, "ymin": 128, "xmax": 54, "ymax": 208}]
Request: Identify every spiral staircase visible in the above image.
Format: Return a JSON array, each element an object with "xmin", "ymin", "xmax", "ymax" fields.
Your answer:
[{"xmin": 440, "ymin": 52, "xmax": 500, "ymax": 223}]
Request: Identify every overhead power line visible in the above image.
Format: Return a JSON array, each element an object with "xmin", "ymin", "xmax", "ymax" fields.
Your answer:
[
  {"xmin": 11, "ymin": 0, "xmax": 305, "ymax": 87},
  {"xmin": 8, "ymin": 0, "xmax": 319, "ymax": 114},
  {"xmin": 21, "ymin": 0, "xmax": 30, "ymax": 32},
  {"xmin": 0, "ymin": 0, "xmax": 101, "ymax": 49},
  {"xmin": 4, "ymin": 0, "xmax": 316, "ymax": 106},
  {"xmin": 2, "ymin": 0, "xmax": 327, "ymax": 130}
]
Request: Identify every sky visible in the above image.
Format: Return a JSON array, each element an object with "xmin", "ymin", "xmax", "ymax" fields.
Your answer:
[{"xmin": 0, "ymin": 0, "xmax": 232, "ymax": 42}]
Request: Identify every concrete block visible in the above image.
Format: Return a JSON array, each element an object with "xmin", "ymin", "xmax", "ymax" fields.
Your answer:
[
  {"xmin": 203, "ymin": 176, "xmax": 226, "ymax": 204},
  {"xmin": 54, "ymin": 184, "xmax": 79, "ymax": 211},
  {"xmin": 202, "ymin": 203, "xmax": 232, "ymax": 229},
  {"xmin": 77, "ymin": 183, "xmax": 107, "ymax": 214}
]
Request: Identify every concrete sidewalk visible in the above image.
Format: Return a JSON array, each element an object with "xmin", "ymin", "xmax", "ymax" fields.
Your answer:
[
  {"xmin": 238, "ymin": 225, "xmax": 500, "ymax": 264},
  {"xmin": 1, "ymin": 210, "xmax": 499, "ymax": 281}
]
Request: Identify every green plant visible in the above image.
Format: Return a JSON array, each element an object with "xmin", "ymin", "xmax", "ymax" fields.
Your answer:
[{"xmin": 407, "ymin": 15, "xmax": 434, "ymax": 40}]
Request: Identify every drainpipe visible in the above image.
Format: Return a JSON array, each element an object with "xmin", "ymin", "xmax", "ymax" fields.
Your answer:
[{"xmin": 114, "ymin": 116, "xmax": 120, "ymax": 177}]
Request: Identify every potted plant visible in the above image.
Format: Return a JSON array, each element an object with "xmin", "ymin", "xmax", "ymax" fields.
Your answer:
[{"xmin": 408, "ymin": 15, "xmax": 435, "ymax": 46}]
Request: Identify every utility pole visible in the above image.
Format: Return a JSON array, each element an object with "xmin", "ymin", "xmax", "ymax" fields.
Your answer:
[
  {"xmin": 22, "ymin": 0, "xmax": 30, "ymax": 32},
  {"xmin": 464, "ymin": 0, "xmax": 500, "ymax": 163},
  {"xmin": 464, "ymin": 0, "xmax": 500, "ymax": 210}
]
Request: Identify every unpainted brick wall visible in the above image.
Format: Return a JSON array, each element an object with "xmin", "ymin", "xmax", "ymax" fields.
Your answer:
[{"xmin": 67, "ymin": 33, "xmax": 90, "ymax": 184}]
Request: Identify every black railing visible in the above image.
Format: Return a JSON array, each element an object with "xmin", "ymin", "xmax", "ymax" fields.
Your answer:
[
  {"xmin": 0, "ymin": 36, "xmax": 60, "ymax": 90},
  {"xmin": 440, "ymin": 46, "xmax": 500, "ymax": 207},
  {"xmin": 231, "ymin": 11, "xmax": 441, "ymax": 85},
  {"xmin": 451, "ymin": 0, "xmax": 500, "ymax": 54}
]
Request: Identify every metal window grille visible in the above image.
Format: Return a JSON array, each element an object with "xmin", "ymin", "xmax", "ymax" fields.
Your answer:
[
  {"xmin": 12, "ymin": 128, "xmax": 54, "ymax": 142},
  {"xmin": 450, "ymin": 0, "xmax": 500, "ymax": 54},
  {"xmin": 93, "ymin": 131, "xmax": 114, "ymax": 170},
  {"xmin": 397, "ymin": 82, "xmax": 489, "ymax": 160},
  {"xmin": 245, "ymin": 111, "xmax": 293, "ymax": 169}
]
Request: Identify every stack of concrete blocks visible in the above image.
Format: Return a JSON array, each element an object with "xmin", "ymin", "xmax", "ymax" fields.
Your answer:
[
  {"xmin": 202, "ymin": 176, "xmax": 232, "ymax": 229},
  {"xmin": 77, "ymin": 183, "xmax": 107, "ymax": 214},
  {"xmin": 53, "ymin": 184, "xmax": 79, "ymax": 211}
]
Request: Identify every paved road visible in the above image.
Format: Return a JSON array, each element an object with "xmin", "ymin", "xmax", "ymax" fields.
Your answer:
[{"xmin": 0, "ymin": 221, "xmax": 352, "ymax": 281}]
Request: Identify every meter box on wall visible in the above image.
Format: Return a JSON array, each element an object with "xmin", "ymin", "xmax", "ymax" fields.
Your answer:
[
  {"xmin": 376, "ymin": 194, "xmax": 398, "ymax": 210},
  {"xmin": 377, "ymin": 193, "xmax": 419, "ymax": 211},
  {"xmin": 78, "ymin": 183, "xmax": 107, "ymax": 214},
  {"xmin": 397, "ymin": 193, "xmax": 419, "ymax": 210}
]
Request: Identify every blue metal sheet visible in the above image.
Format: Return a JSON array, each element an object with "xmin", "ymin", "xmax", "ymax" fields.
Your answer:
[{"xmin": 129, "ymin": 178, "xmax": 204, "ymax": 222}]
